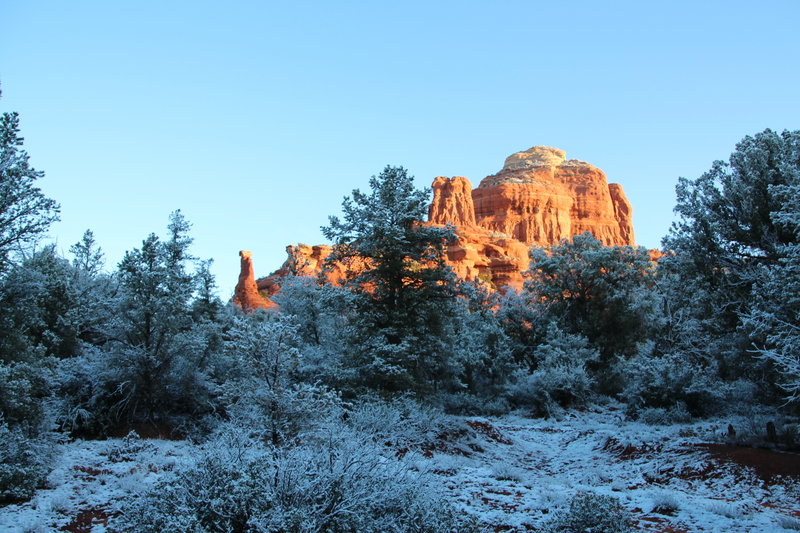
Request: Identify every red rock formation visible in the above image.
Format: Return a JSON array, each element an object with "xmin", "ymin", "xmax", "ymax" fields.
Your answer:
[
  {"xmin": 233, "ymin": 250, "xmax": 277, "ymax": 311},
  {"xmin": 234, "ymin": 145, "xmax": 638, "ymax": 305},
  {"xmin": 425, "ymin": 146, "xmax": 635, "ymax": 290},
  {"xmin": 471, "ymin": 146, "xmax": 634, "ymax": 247},
  {"xmin": 429, "ymin": 176, "xmax": 476, "ymax": 228}
]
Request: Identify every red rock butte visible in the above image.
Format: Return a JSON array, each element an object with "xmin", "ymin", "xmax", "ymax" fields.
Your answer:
[{"xmin": 234, "ymin": 146, "xmax": 635, "ymax": 309}]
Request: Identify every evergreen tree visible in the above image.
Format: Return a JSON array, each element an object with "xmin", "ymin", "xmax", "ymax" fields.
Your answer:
[
  {"xmin": 662, "ymin": 129, "xmax": 800, "ymax": 385},
  {"xmin": 87, "ymin": 211, "xmax": 214, "ymax": 428},
  {"xmin": 322, "ymin": 166, "xmax": 458, "ymax": 392},
  {"xmin": 0, "ymin": 102, "xmax": 59, "ymax": 269},
  {"xmin": 745, "ymin": 181, "xmax": 800, "ymax": 404},
  {"xmin": 525, "ymin": 233, "xmax": 656, "ymax": 365}
]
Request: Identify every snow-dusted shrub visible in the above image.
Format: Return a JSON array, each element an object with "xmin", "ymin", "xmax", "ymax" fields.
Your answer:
[
  {"xmin": 650, "ymin": 491, "xmax": 680, "ymax": 515},
  {"xmin": 706, "ymin": 500, "xmax": 745, "ymax": 519},
  {"xmin": 621, "ymin": 346, "xmax": 722, "ymax": 417},
  {"xmin": 346, "ymin": 395, "xmax": 471, "ymax": 453},
  {"xmin": 638, "ymin": 402, "xmax": 692, "ymax": 425},
  {"xmin": 114, "ymin": 424, "xmax": 474, "ymax": 533},
  {"xmin": 505, "ymin": 328, "xmax": 598, "ymax": 417},
  {"xmin": 0, "ymin": 359, "xmax": 52, "ymax": 428},
  {"xmin": 779, "ymin": 515, "xmax": 800, "ymax": 530},
  {"xmin": 432, "ymin": 390, "xmax": 511, "ymax": 416},
  {"xmin": 220, "ymin": 313, "xmax": 345, "ymax": 445},
  {"xmin": 544, "ymin": 492, "xmax": 634, "ymax": 533},
  {"xmin": 0, "ymin": 419, "xmax": 54, "ymax": 504}
]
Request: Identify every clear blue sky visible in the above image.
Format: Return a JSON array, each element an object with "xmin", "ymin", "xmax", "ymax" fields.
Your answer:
[{"xmin": 2, "ymin": 1, "xmax": 799, "ymax": 297}]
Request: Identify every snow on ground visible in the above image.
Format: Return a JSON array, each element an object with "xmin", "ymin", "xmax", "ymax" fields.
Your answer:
[
  {"xmin": 430, "ymin": 405, "xmax": 800, "ymax": 532},
  {"xmin": 0, "ymin": 435, "xmax": 194, "ymax": 532},
  {"xmin": 2, "ymin": 405, "xmax": 799, "ymax": 532}
]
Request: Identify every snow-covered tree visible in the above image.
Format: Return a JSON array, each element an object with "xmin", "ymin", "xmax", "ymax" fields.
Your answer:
[
  {"xmin": 60, "ymin": 211, "xmax": 220, "ymax": 433},
  {"xmin": 322, "ymin": 166, "xmax": 460, "ymax": 393},
  {"xmin": 745, "ymin": 180, "xmax": 800, "ymax": 404},
  {"xmin": 525, "ymin": 233, "xmax": 656, "ymax": 367},
  {"xmin": 0, "ymin": 100, "xmax": 59, "ymax": 269},
  {"xmin": 662, "ymin": 129, "xmax": 800, "ymax": 388}
]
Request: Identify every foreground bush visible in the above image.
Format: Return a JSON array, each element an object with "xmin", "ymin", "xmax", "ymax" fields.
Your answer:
[
  {"xmin": 0, "ymin": 419, "xmax": 54, "ymax": 504},
  {"xmin": 113, "ymin": 423, "xmax": 475, "ymax": 533},
  {"xmin": 544, "ymin": 492, "xmax": 633, "ymax": 533}
]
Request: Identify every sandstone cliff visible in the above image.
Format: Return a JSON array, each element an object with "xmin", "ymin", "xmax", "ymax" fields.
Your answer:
[
  {"xmin": 427, "ymin": 146, "xmax": 634, "ymax": 289},
  {"xmin": 235, "ymin": 145, "xmax": 636, "ymax": 303}
]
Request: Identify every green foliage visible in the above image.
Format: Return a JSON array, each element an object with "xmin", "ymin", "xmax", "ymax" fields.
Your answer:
[
  {"xmin": 662, "ymin": 129, "xmax": 800, "ymax": 390},
  {"xmin": 525, "ymin": 233, "xmax": 656, "ymax": 365},
  {"xmin": 322, "ymin": 166, "xmax": 460, "ymax": 393},
  {"xmin": 59, "ymin": 211, "xmax": 223, "ymax": 434},
  {"xmin": 0, "ymin": 419, "xmax": 54, "ymax": 504},
  {"xmin": 745, "ymin": 181, "xmax": 800, "ymax": 404},
  {"xmin": 505, "ymin": 327, "xmax": 598, "ymax": 417},
  {"xmin": 114, "ymin": 410, "xmax": 474, "ymax": 533}
]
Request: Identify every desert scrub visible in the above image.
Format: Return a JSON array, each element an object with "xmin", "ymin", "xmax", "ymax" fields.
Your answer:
[
  {"xmin": 544, "ymin": 492, "xmax": 634, "ymax": 533},
  {"xmin": 112, "ymin": 423, "xmax": 476, "ymax": 533}
]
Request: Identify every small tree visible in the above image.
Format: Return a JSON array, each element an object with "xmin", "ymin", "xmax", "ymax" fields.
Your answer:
[
  {"xmin": 525, "ymin": 233, "xmax": 656, "ymax": 364},
  {"xmin": 86, "ymin": 211, "xmax": 214, "ymax": 429},
  {"xmin": 322, "ymin": 166, "xmax": 459, "ymax": 393}
]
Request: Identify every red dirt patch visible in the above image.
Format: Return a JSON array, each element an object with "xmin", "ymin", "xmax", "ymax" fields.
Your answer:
[
  {"xmin": 696, "ymin": 443, "xmax": 800, "ymax": 482},
  {"xmin": 602, "ymin": 437, "xmax": 661, "ymax": 459},
  {"xmin": 73, "ymin": 465, "xmax": 112, "ymax": 476},
  {"xmin": 60, "ymin": 507, "xmax": 116, "ymax": 532},
  {"xmin": 467, "ymin": 420, "xmax": 513, "ymax": 444}
]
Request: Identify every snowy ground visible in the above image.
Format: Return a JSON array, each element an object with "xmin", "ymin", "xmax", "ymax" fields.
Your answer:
[{"xmin": 2, "ymin": 405, "xmax": 799, "ymax": 532}]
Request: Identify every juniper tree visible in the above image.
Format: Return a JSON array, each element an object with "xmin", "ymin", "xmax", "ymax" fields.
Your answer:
[
  {"xmin": 662, "ymin": 129, "xmax": 800, "ymax": 386},
  {"xmin": 322, "ymin": 166, "xmax": 459, "ymax": 393}
]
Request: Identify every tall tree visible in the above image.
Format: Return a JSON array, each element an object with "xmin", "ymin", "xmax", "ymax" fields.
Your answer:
[
  {"xmin": 662, "ymin": 129, "xmax": 800, "ymax": 383},
  {"xmin": 0, "ymin": 100, "xmax": 59, "ymax": 269},
  {"xmin": 322, "ymin": 166, "xmax": 458, "ymax": 392}
]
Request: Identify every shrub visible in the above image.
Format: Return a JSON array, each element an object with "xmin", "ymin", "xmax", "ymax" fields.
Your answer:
[
  {"xmin": 544, "ymin": 492, "xmax": 634, "ymax": 533},
  {"xmin": 0, "ymin": 419, "xmax": 54, "ymax": 504},
  {"xmin": 505, "ymin": 328, "xmax": 598, "ymax": 417},
  {"xmin": 113, "ymin": 423, "xmax": 475, "ymax": 533},
  {"xmin": 621, "ymin": 346, "xmax": 722, "ymax": 417}
]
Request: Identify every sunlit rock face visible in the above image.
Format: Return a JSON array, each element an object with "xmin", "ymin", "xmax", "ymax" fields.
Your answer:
[
  {"xmin": 470, "ymin": 146, "xmax": 635, "ymax": 247},
  {"xmin": 234, "ymin": 145, "xmax": 637, "ymax": 305},
  {"xmin": 233, "ymin": 250, "xmax": 277, "ymax": 311},
  {"xmin": 427, "ymin": 146, "xmax": 635, "ymax": 289}
]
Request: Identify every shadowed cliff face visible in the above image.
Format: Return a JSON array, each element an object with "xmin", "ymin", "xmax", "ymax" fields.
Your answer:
[{"xmin": 234, "ymin": 146, "xmax": 637, "ymax": 305}]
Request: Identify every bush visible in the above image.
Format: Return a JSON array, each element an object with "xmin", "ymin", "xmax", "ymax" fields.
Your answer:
[
  {"xmin": 113, "ymin": 423, "xmax": 475, "ymax": 533},
  {"xmin": 0, "ymin": 419, "xmax": 54, "ymax": 504},
  {"xmin": 621, "ymin": 346, "xmax": 722, "ymax": 418},
  {"xmin": 346, "ymin": 395, "xmax": 472, "ymax": 453},
  {"xmin": 544, "ymin": 492, "xmax": 634, "ymax": 533},
  {"xmin": 505, "ymin": 328, "xmax": 598, "ymax": 417}
]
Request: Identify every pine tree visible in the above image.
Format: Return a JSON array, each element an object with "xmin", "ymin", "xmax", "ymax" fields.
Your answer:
[
  {"xmin": 322, "ymin": 166, "xmax": 458, "ymax": 392},
  {"xmin": 0, "ymin": 103, "xmax": 59, "ymax": 269}
]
